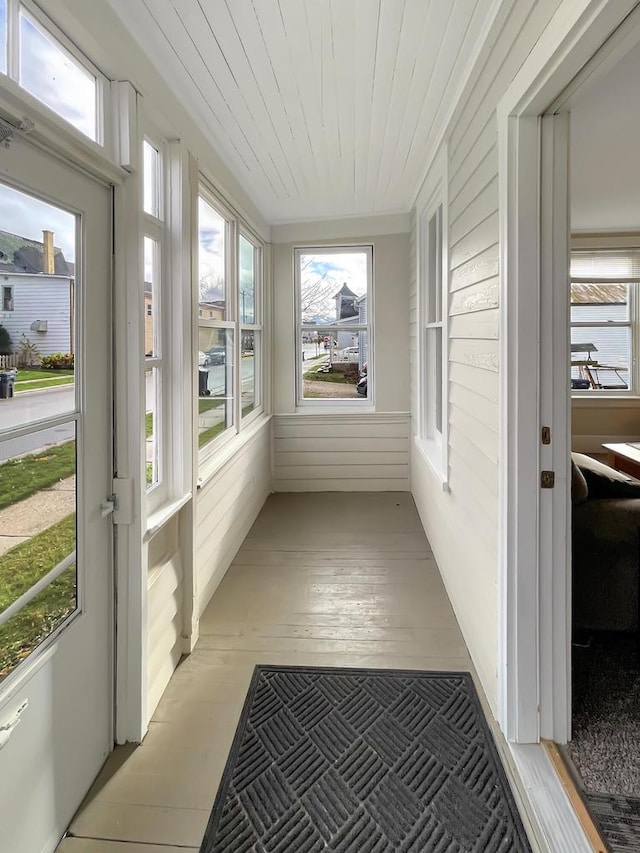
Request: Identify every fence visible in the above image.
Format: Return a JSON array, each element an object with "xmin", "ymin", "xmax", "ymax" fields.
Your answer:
[{"xmin": 0, "ymin": 354, "xmax": 19, "ymax": 369}]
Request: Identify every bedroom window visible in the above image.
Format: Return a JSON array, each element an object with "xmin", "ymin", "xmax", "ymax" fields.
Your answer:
[{"xmin": 570, "ymin": 249, "xmax": 640, "ymax": 394}]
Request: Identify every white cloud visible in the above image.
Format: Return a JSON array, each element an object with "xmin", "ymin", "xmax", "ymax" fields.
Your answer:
[{"xmin": 0, "ymin": 183, "xmax": 75, "ymax": 262}]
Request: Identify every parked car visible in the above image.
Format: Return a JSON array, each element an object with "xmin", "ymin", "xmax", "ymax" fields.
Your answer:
[
  {"xmin": 357, "ymin": 362, "xmax": 367, "ymax": 396},
  {"xmin": 207, "ymin": 346, "xmax": 226, "ymax": 365},
  {"xmin": 198, "ymin": 350, "xmax": 209, "ymax": 366}
]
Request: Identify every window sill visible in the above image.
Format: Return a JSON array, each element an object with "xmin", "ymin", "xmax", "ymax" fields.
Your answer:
[
  {"xmin": 197, "ymin": 413, "xmax": 271, "ymax": 491},
  {"xmin": 144, "ymin": 492, "xmax": 192, "ymax": 542},
  {"xmin": 414, "ymin": 436, "xmax": 450, "ymax": 491},
  {"xmin": 572, "ymin": 395, "xmax": 640, "ymax": 407}
]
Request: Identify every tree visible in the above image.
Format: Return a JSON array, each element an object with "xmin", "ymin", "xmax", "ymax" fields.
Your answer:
[
  {"xmin": 299, "ymin": 257, "xmax": 336, "ymax": 320},
  {"xmin": 0, "ymin": 324, "xmax": 11, "ymax": 355},
  {"xmin": 199, "ymin": 265, "xmax": 224, "ymax": 302}
]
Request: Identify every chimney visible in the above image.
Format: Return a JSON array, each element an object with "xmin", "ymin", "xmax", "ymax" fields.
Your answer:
[{"xmin": 42, "ymin": 230, "xmax": 55, "ymax": 274}]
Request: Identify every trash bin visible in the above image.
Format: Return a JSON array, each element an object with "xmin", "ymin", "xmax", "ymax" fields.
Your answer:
[
  {"xmin": 0, "ymin": 370, "xmax": 15, "ymax": 399},
  {"xmin": 198, "ymin": 367, "xmax": 210, "ymax": 397}
]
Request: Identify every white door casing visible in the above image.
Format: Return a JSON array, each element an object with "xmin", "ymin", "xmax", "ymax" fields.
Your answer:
[{"xmin": 0, "ymin": 138, "xmax": 113, "ymax": 853}]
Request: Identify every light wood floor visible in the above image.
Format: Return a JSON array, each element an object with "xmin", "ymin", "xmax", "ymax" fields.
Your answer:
[{"xmin": 59, "ymin": 492, "xmax": 475, "ymax": 852}]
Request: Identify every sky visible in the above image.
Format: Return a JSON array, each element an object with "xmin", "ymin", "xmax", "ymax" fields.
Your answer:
[
  {"xmin": 198, "ymin": 197, "xmax": 225, "ymax": 301},
  {"xmin": 300, "ymin": 250, "xmax": 368, "ymax": 321},
  {"xmin": 0, "ymin": 183, "xmax": 75, "ymax": 262}
]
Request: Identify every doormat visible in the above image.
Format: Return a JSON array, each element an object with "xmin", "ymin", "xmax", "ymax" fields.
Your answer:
[
  {"xmin": 587, "ymin": 792, "xmax": 640, "ymax": 853},
  {"xmin": 199, "ymin": 666, "xmax": 531, "ymax": 852}
]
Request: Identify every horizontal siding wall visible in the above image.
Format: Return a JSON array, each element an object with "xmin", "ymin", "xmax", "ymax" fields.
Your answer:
[
  {"xmin": 410, "ymin": 0, "xmax": 563, "ymax": 715},
  {"xmin": 147, "ymin": 515, "xmax": 184, "ymax": 719},
  {"xmin": 273, "ymin": 414, "xmax": 411, "ymax": 491},
  {"xmin": 196, "ymin": 421, "xmax": 271, "ymax": 613}
]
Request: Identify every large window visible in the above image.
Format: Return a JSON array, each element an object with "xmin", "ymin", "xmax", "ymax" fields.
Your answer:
[
  {"xmin": 197, "ymin": 188, "xmax": 263, "ymax": 459},
  {"xmin": 570, "ymin": 249, "xmax": 640, "ymax": 394},
  {"xmin": 419, "ymin": 197, "xmax": 448, "ymax": 480},
  {"xmin": 295, "ymin": 246, "xmax": 372, "ymax": 404},
  {"xmin": 0, "ymin": 1, "xmax": 103, "ymax": 142}
]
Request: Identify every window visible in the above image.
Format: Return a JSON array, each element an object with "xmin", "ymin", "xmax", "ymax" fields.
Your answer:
[
  {"xmin": 197, "ymin": 187, "xmax": 264, "ymax": 460},
  {"xmin": 142, "ymin": 138, "xmax": 164, "ymax": 495},
  {"xmin": 570, "ymin": 248, "xmax": 640, "ymax": 394},
  {"xmin": 295, "ymin": 246, "xmax": 372, "ymax": 404},
  {"xmin": 0, "ymin": 2, "xmax": 103, "ymax": 142},
  {"xmin": 419, "ymin": 197, "xmax": 449, "ymax": 480},
  {"xmin": 2, "ymin": 285, "xmax": 12, "ymax": 311}
]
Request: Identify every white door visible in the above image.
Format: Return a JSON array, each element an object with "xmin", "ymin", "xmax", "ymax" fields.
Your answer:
[{"xmin": 0, "ymin": 137, "xmax": 113, "ymax": 853}]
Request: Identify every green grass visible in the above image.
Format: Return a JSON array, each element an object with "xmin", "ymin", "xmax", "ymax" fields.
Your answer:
[
  {"xmin": 0, "ymin": 441, "xmax": 75, "ymax": 511},
  {"xmin": 15, "ymin": 368, "xmax": 74, "ymax": 391},
  {"xmin": 242, "ymin": 403, "xmax": 255, "ymax": 417},
  {"xmin": 199, "ymin": 398, "xmax": 223, "ymax": 414},
  {"xmin": 303, "ymin": 368, "xmax": 351, "ymax": 384},
  {"xmin": 199, "ymin": 421, "xmax": 226, "ymax": 448},
  {"xmin": 0, "ymin": 514, "xmax": 76, "ymax": 679},
  {"xmin": 145, "ymin": 411, "xmax": 154, "ymax": 438}
]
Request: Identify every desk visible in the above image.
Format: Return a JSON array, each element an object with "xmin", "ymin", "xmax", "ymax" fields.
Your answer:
[{"xmin": 603, "ymin": 443, "xmax": 640, "ymax": 480}]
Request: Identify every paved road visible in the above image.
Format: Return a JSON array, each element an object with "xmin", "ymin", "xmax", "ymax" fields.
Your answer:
[
  {"xmin": 201, "ymin": 357, "xmax": 254, "ymax": 395},
  {"xmin": 0, "ymin": 387, "xmax": 76, "ymax": 461}
]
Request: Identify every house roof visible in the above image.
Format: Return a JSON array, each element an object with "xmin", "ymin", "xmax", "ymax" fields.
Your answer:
[
  {"xmin": 334, "ymin": 283, "xmax": 358, "ymax": 299},
  {"xmin": 0, "ymin": 230, "xmax": 74, "ymax": 277},
  {"xmin": 570, "ymin": 283, "xmax": 626, "ymax": 304}
]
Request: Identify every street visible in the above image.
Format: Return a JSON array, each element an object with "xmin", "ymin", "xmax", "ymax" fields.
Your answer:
[
  {"xmin": 0, "ymin": 387, "xmax": 76, "ymax": 461},
  {"xmin": 201, "ymin": 356, "xmax": 254, "ymax": 395}
]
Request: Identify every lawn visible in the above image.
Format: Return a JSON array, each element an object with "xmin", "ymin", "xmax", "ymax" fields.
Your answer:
[
  {"xmin": 0, "ymin": 514, "xmax": 76, "ymax": 679},
  {"xmin": 15, "ymin": 368, "xmax": 74, "ymax": 391},
  {"xmin": 0, "ymin": 441, "xmax": 75, "ymax": 511},
  {"xmin": 303, "ymin": 367, "xmax": 352, "ymax": 384}
]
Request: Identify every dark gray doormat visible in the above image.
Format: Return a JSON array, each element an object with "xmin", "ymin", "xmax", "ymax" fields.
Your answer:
[
  {"xmin": 587, "ymin": 792, "xmax": 640, "ymax": 853},
  {"xmin": 199, "ymin": 666, "xmax": 531, "ymax": 852}
]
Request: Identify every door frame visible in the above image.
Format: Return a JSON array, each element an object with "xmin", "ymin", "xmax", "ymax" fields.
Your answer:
[{"xmin": 498, "ymin": 0, "xmax": 640, "ymax": 743}]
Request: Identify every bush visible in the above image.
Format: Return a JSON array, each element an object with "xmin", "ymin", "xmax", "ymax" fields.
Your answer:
[
  {"xmin": 16, "ymin": 334, "xmax": 41, "ymax": 367},
  {"xmin": 41, "ymin": 352, "xmax": 74, "ymax": 370},
  {"xmin": 0, "ymin": 325, "xmax": 11, "ymax": 355}
]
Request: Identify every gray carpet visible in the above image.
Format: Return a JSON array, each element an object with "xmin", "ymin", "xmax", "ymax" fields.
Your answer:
[
  {"xmin": 200, "ymin": 665, "xmax": 531, "ymax": 852},
  {"xmin": 587, "ymin": 793, "xmax": 640, "ymax": 853}
]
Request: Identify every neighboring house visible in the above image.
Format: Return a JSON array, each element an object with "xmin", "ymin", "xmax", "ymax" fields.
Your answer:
[{"xmin": 0, "ymin": 229, "xmax": 74, "ymax": 356}]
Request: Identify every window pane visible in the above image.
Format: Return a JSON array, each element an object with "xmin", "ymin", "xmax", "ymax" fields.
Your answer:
[
  {"xmin": 0, "ymin": 0, "xmax": 7, "ymax": 74},
  {"xmin": 299, "ymin": 251, "xmax": 367, "ymax": 326},
  {"xmin": 144, "ymin": 237, "xmax": 159, "ymax": 358},
  {"xmin": 302, "ymin": 330, "xmax": 367, "ymax": 400},
  {"xmin": 199, "ymin": 198, "xmax": 228, "ymax": 320},
  {"xmin": 571, "ymin": 325, "xmax": 630, "ymax": 390},
  {"xmin": 198, "ymin": 327, "xmax": 234, "ymax": 447},
  {"xmin": 145, "ymin": 368, "xmax": 160, "ymax": 487},
  {"xmin": 241, "ymin": 329, "xmax": 257, "ymax": 416},
  {"xmin": 19, "ymin": 10, "xmax": 97, "ymax": 140},
  {"xmin": 435, "ymin": 326, "xmax": 443, "ymax": 432},
  {"xmin": 0, "ymin": 427, "xmax": 77, "ymax": 681},
  {"xmin": 143, "ymin": 141, "xmax": 160, "ymax": 218},
  {"xmin": 239, "ymin": 235, "xmax": 255, "ymax": 324},
  {"xmin": 0, "ymin": 183, "xmax": 76, "ymax": 432},
  {"xmin": 570, "ymin": 283, "xmax": 628, "ymax": 321}
]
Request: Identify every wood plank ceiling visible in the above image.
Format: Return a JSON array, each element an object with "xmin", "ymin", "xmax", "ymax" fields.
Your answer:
[{"xmin": 108, "ymin": 0, "xmax": 488, "ymax": 224}]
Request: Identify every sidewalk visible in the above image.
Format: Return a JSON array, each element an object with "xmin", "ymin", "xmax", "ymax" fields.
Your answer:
[{"xmin": 0, "ymin": 476, "xmax": 75, "ymax": 557}]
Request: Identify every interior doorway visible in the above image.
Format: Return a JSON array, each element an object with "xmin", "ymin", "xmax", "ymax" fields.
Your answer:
[{"xmin": 0, "ymin": 135, "xmax": 114, "ymax": 853}]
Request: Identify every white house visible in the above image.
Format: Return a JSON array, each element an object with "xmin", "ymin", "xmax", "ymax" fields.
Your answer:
[
  {"xmin": 0, "ymin": 273, "xmax": 73, "ymax": 357},
  {"xmin": 1, "ymin": 1, "xmax": 639, "ymax": 852}
]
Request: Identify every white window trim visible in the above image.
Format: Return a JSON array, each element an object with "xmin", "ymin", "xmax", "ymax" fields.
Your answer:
[
  {"xmin": 197, "ymin": 180, "xmax": 266, "ymax": 469},
  {"xmin": 294, "ymin": 244, "xmax": 374, "ymax": 410},
  {"xmin": 570, "ymin": 235, "xmax": 640, "ymax": 401},
  {"xmin": 416, "ymin": 151, "xmax": 449, "ymax": 487}
]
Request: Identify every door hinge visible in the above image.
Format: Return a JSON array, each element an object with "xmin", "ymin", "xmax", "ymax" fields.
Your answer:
[
  {"xmin": 541, "ymin": 426, "xmax": 551, "ymax": 445},
  {"xmin": 541, "ymin": 470, "xmax": 555, "ymax": 489},
  {"xmin": 102, "ymin": 477, "xmax": 134, "ymax": 524}
]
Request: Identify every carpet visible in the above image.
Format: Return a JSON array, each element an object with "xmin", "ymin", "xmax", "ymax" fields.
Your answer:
[
  {"xmin": 587, "ymin": 793, "xmax": 640, "ymax": 853},
  {"xmin": 200, "ymin": 665, "xmax": 531, "ymax": 852}
]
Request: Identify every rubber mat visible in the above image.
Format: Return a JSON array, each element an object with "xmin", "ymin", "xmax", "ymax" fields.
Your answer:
[{"xmin": 200, "ymin": 666, "xmax": 531, "ymax": 852}]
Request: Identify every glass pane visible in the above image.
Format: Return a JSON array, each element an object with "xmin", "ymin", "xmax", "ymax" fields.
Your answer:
[
  {"xmin": 570, "ymin": 325, "xmax": 630, "ymax": 390},
  {"xmin": 0, "ymin": 426, "xmax": 77, "ymax": 681},
  {"xmin": 239, "ymin": 235, "xmax": 255, "ymax": 324},
  {"xmin": 199, "ymin": 197, "xmax": 228, "ymax": 320},
  {"xmin": 299, "ymin": 250, "xmax": 367, "ymax": 326},
  {"xmin": 19, "ymin": 10, "xmax": 96, "ymax": 140},
  {"xmin": 0, "ymin": 183, "xmax": 76, "ymax": 431},
  {"xmin": 435, "ymin": 326, "xmax": 443, "ymax": 432},
  {"xmin": 302, "ymin": 330, "xmax": 367, "ymax": 400},
  {"xmin": 198, "ymin": 327, "xmax": 234, "ymax": 447},
  {"xmin": 144, "ymin": 237, "xmax": 159, "ymax": 358},
  {"xmin": 570, "ymin": 283, "xmax": 628, "ymax": 321},
  {"xmin": 0, "ymin": 0, "xmax": 7, "ymax": 75},
  {"xmin": 143, "ymin": 141, "xmax": 160, "ymax": 218},
  {"xmin": 241, "ymin": 329, "xmax": 257, "ymax": 417},
  {"xmin": 145, "ymin": 368, "xmax": 160, "ymax": 487}
]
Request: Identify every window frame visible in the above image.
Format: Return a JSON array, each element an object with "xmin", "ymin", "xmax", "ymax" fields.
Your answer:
[
  {"xmin": 3, "ymin": 0, "xmax": 107, "ymax": 146},
  {"xmin": 417, "ymin": 176, "xmax": 449, "ymax": 485},
  {"xmin": 196, "ymin": 180, "xmax": 265, "ymax": 470},
  {"xmin": 570, "ymin": 238, "xmax": 640, "ymax": 400},
  {"xmin": 294, "ymin": 244, "xmax": 374, "ymax": 410},
  {"xmin": 2, "ymin": 284, "xmax": 13, "ymax": 311}
]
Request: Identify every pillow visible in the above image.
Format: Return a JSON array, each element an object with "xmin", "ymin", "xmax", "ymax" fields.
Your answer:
[
  {"xmin": 571, "ymin": 452, "xmax": 640, "ymax": 500},
  {"xmin": 571, "ymin": 460, "xmax": 588, "ymax": 504}
]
